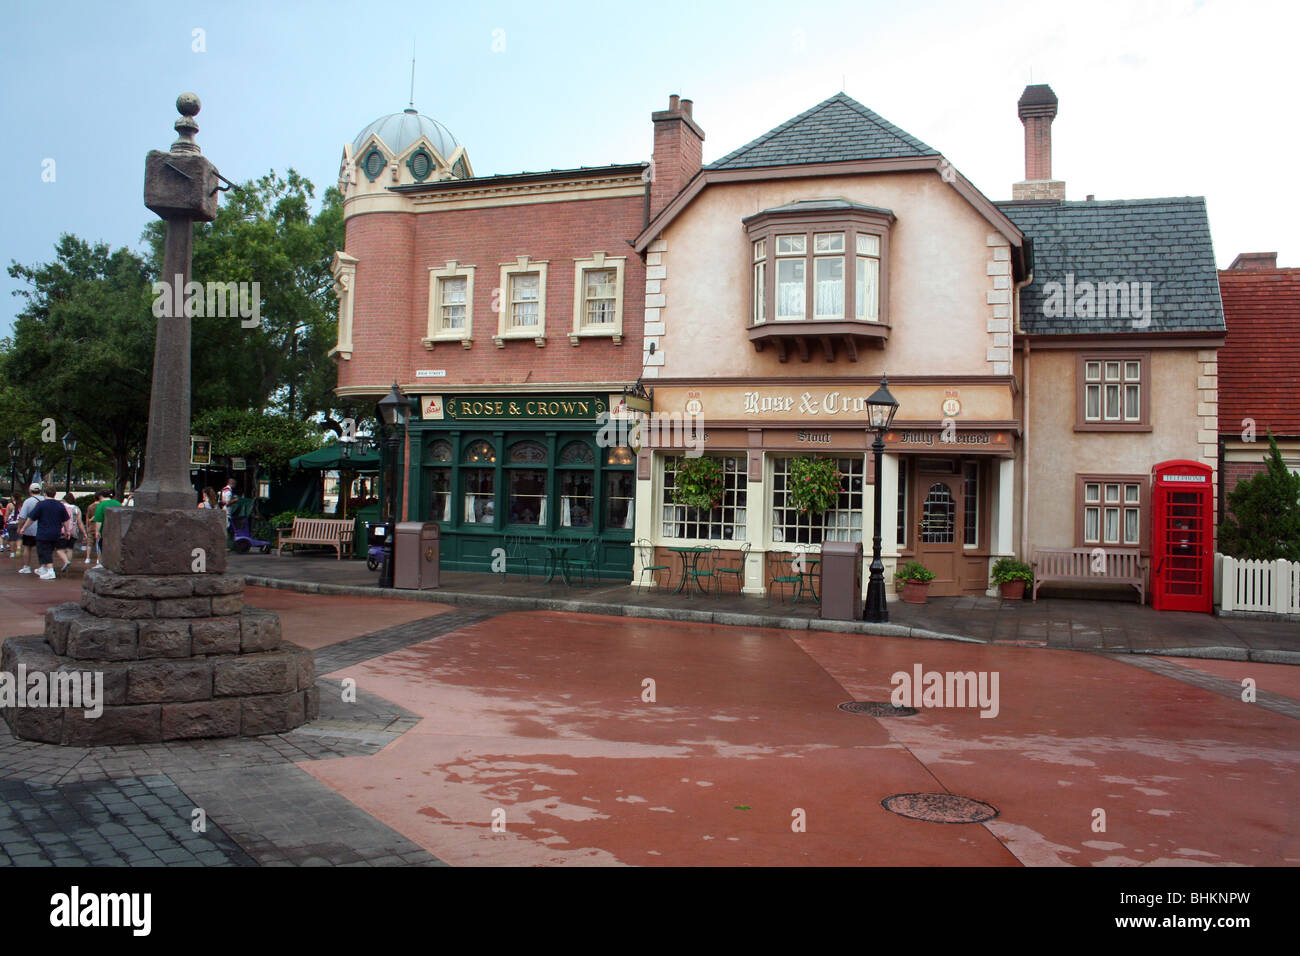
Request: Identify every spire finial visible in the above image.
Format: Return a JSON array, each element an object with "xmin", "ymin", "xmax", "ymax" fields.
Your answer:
[
  {"xmin": 171, "ymin": 93, "xmax": 201, "ymax": 154},
  {"xmin": 409, "ymin": 44, "xmax": 416, "ymax": 108}
]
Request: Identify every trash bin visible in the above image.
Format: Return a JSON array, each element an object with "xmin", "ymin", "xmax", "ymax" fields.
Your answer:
[
  {"xmin": 820, "ymin": 540, "xmax": 863, "ymax": 620},
  {"xmin": 394, "ymin": 521, "xmax": 440, "ymax": 590}
]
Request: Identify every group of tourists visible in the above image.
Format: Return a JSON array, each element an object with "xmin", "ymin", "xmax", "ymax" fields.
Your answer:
[{"xmin": 1, "ymin": 484, "xmax": 124, "ymax": 580}]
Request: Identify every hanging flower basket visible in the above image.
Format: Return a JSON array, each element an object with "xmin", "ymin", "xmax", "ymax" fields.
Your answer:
[
  {"xmin": 671, "ymin": 457, "xmax": 725, "ymax": 512},
  {"xmin": 789, "ymin": 457, "xmax": 842, "ymax": 515}
]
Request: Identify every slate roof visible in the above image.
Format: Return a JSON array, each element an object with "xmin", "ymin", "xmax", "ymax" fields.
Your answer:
[
  {"xmin": 706, "ymin": 93, "xmax": 939, "ymax": 170},
  {"xmin": 997, "ymin": 198, "xmax": 1226, "ymax": 335},
  {"xmin": 1217, "ymin": 268, "xmax": 1300, "ymax": 434}
]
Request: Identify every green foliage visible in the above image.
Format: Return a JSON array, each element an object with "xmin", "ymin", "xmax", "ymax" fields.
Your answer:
[
  {"xmin": 3, "ymin": 235, "xmax": 152, "ymax": 495},
  {"xmin": 192, "ymin": 407, "xmax": 322, "ymax": 474},
  {"xmin": 1218, "ymin": 434, "xmax": 1300, "ymax": 561},
  {"xmin": 990, "ymin": 557, "xmax": 1034, "ymax": 584},
  {"xmin": 268, "ymin": 509, "xmax": 318, "ymax": 529},
  {"xmin": 788, "ymin": 456, "xmax": 843, "ymax": 515},
  {"xmin": 671, "ymin": 456, "xmax": 725, "ymax": 511},
  {"xmin": 142, "ymin": 170, "xmax": 344, "ymax": 421},
  {"xmin": 894, "ymin": 560, "xmax": 936, "ymax": 583}
]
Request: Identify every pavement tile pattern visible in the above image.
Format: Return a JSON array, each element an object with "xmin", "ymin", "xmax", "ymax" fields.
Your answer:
[
  {"xmin": 0, "ymin": 610, "xmax": 468, "ymax": 866},
  {"xmin": 1111, "ymin": 654, "xmax": 1300, "ymax": 721}
]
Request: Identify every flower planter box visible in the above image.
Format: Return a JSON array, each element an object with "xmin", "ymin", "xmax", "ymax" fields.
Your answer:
[
  {"xmin": 999, "ymin": 580, "xmax": 1026, "ymax": 600},
  {"xmin": 900, "ymin": 580, "xmax": 931, "ymax": 604}
]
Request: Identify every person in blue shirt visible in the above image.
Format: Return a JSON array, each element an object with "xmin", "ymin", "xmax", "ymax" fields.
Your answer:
[{"xmin": 21, "ymin": 492, "xmax": 73, "ymax": 580}]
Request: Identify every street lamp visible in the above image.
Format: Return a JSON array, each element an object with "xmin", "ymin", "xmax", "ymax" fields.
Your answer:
[
  {"xmin": 864, "ymin": 376, "xmax": 900, "ymax": 623},
  {"xmin": 62, "ymin": 431, "xmax": 78, "ymax": 498},
  {"xmin": 375, "ymin": 383, "xmax": 408, "ymax": 589},
  {"xmin": 7, "ymin": 439, "xmax": 19, "ymax": 500},
  {"xmin": 32, "ymin": 453, "xmax": 44, "ymax": 487}
]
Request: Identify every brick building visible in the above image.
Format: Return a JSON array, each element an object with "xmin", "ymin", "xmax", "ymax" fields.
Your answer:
[
  {"xmin": 332, "ymin": 106, "xmax": 647, "ymax": 577},
  {"xmin": 1217, "ymin": 253, "xmax": 1300, "ymax": 508}
]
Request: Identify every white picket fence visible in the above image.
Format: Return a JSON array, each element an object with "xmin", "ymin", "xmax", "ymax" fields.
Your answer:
[{"xmin": 1216, "ymin": 554, "xmax": 1300, "ymax": 614}]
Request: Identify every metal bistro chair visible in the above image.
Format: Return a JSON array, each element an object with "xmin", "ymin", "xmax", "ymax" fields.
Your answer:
[
  {"xmin": 565, "ymin": 536, "xmax": 601, "ymax": 586},
  {"xmin": 768, "ymin": 550, "xmax": 803, "ymax": 605},
  {"xmin": 686, "ymin": 545, "xmax": 721, "ymax": 598},
  {"xmin": 636, "ymin": 538, "xmax": 671, "ymax": 592},
  {"xmin": 714, "ymin": 541, "xmax": 751, "ymax": 597},
  {"xmin": 503, "ymin": 534, "xmax": 537, "ymax": 582}
]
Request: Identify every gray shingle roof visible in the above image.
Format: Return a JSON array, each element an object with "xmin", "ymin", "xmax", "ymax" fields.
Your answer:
[
  {"xmin": 997, "ymin": 198, "xmax": 1225, "ymax": 334},
  {"xmin": 707, "ymin": 93, "xmax": 939, "ymax": 170}
]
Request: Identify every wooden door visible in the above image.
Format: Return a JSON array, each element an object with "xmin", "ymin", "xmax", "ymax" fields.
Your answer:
[{"xmin": 917, "ymin": 476, "xmax": 963, "ymax": 595}]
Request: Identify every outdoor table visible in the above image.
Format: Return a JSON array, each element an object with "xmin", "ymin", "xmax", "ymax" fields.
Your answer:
[
  {"xmin": 667, "ymin": 545, "xmax": 711, "ymax": 595},
  {"xmin": 540, "ymin": 541, "xmax": 575, "ymax": 585},
  {"xmin": 795, "ymin": 555, "xmax": 821, "ymax": 604}
]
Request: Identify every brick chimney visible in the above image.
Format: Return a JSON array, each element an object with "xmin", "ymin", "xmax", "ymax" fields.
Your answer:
[
  {"xmin": 650, "ymin": 94, "xmax": 705, "ymax": 219},
  {"xmin": 1227, "ymin": 252, "xmax": 1278, "ymax": 271},
  {"xmin": 1012, "ymin": 84, "xmax": 1065, "ymax": 201}
]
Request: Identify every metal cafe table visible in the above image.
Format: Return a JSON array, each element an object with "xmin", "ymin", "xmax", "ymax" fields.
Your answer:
[
  {"xmin": 540, "ymin": 540, "xmax": 576, "ymax": 585},
  {"xmin": 667, "ymin": 545, "xmax": 712, "ymax": 595},
  {"xmin": 795, "ymin": 554, "xmax": 821, "ymax": 604}
]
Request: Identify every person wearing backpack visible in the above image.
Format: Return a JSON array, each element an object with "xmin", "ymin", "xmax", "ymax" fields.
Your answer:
[
  {"xmin": 55, "ymin": 493, "xmax": 86, "ymax": 573},
  {"xmin": 20, "ymin": 490, "xmax": 71, "ymax": 580},
  {"xmin": 16, "ymin": 484, "xmax": 46, "ymax": 575}
]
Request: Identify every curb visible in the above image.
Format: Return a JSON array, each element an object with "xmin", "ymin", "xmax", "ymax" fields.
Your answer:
[{"xmin": 241, "ymin": 574, "xmax": 1300, "ymax": 665}]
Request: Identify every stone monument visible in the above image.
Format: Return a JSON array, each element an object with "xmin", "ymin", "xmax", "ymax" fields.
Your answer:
[{"xmin": 0, "ymin": 95, "xmax": 316, "ymax": 744}]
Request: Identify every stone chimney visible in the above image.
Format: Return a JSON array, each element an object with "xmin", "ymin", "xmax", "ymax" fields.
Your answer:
[
  {"xmin": 1012, "ymin": 84, "xmax": 1065, "ymax": 201},
  {"xmin": 650, "ymin": 94, "xmax": 705, "ymax": 219},
  {"xmin": 1227, "ymin": 252, "xmax": 1278, "ymax": 271}
]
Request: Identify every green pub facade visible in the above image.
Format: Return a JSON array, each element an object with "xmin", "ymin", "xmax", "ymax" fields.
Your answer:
[{"xmin": 405, "ymin": 392, "xmax": 637, "ymax": 579}]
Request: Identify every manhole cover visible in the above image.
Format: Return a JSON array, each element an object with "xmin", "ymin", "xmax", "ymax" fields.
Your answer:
[
  {"xmin": 838, "ymin": 701, "xmax": 917, "ymax": 717},
  {"xmin": 882, "ymin": 792, "xmax": 998, "ymax": 824}
]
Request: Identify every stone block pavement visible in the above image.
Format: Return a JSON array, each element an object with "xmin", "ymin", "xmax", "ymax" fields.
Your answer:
[{"xmin": 0, "ymin": 605, "xmax": 489, "ymax": 867}]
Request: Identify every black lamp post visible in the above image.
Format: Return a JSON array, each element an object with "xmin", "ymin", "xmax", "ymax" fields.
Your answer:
[
  {"xmin": 7, "ymin": 439, "xmax": 19, "ymax": 500},
  {"xmin": 62, "ymin": 431, "xmax": 78, "ymax": 498},
  {"xmin": 32, "ymin": 453, "xmax": 44, "ymax": 487},
  {"xmin": 375, "ymin": 383, "xmax": 408, "ymax": 589},
  {"xmin": 864, "ymin": 376, "xmax": 900, "ymax": 623}
]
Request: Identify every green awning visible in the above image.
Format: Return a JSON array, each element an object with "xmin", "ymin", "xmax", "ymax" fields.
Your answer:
[{"xmin": 289, "ymin": 443, "xmax": 382, "ymax": 471}]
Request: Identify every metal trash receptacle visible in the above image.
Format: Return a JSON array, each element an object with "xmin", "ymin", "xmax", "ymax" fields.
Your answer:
[
  {"xmin": 820, "ymin": 541, "xmax": 863, "ymax": 620},
  {"xmin": 394, "ymin": 522, "xmax": 440, "ymax": 589}
]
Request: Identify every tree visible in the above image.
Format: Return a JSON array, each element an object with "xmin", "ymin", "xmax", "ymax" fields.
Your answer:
[
  {"xmin": 3, "ymin": 235, "xmax": 153, "ymax": 497},
  {"xmin": 1218, "ymin": 434, "xmax": 1300, "ymax": 561},
  {"xmin": 191, "ymin": 407, "xmax": 322, "ymax": 488},
  {"xmin": 143, "ymin": 170, "xmax": 344, "ymax": 422}
]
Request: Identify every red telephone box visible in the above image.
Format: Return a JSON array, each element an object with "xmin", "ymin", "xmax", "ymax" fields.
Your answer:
[{"xmin": 1150, "ymin": 460, "xmax": 1213, "ymax": 613}]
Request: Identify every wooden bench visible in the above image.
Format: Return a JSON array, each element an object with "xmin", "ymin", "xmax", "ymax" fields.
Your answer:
[
  {"xmin": 1032, "ymin": 547, "xmax": 1146, "ymax": 603},
  {"xmin": 276, "ymin": 518, "xmax": 355, "ymax": 560}
]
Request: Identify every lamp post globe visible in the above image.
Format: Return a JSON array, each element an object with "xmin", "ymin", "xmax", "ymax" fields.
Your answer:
[
  {"xmin": 864, "ymin": 376, "xmax": 899, "ymax": 623},
  {"xmin": 61, "ymin": 431, "xmax": 78, "ymax": 498},
  {"xmin": 375, "ymin": 383, "xmax": 407, "ymax": 589}
]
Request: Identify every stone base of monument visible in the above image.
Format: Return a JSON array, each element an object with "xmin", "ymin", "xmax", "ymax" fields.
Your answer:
[{"xmin": 0, "ymin": 509, "xmax": 317, "ymax": 746}]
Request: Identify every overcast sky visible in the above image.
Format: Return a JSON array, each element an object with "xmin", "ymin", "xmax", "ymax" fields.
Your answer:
[{"xmin": 1, "ymin": 0, "xmax": 1295, "ymax": 336}]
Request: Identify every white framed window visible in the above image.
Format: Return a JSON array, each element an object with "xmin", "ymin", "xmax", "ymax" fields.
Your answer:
[
  {"xmin": 1082, "ymin": 479, "xmax": 1142, "ymax": 546},
  {"xmin": 329, "ymin": 251, "xmax": 358, "ymax": 360},
  {"xmin": 1083, "ymin": 357, "xmax": 1143, "ymax": 424},
  {"xmin": 962, "ymin": 460, "xmax": 979, "ymax": 547},
  {"xmin": 661, "ymin": 456, "xmax": 748, "ymax": 541},
  {"xmin": 424, "ymin": 260, "xmax": 475, "ymax": 349},
  {"xmin": 570, "ymin": 253, "xmax": 626, "ymax": 345},
  {"xmin": 813, "ymin": 232, "xmax": 845, "ymax": 320},
  {"xmin": 776, "ymin": 235, "xmax": 806, "ymax": 320},
  {"xmin": 496, "ymin": 256, "xmax": 548, "ymax": 347},
  {"xmin": 752, "ymin": 239, "xmax": 767, "ymax": 325},
  {"xmin": 855, "ymin": 233, "xmax": 880, "ymax": 321},
  {"xmin": 770, "ymin": 456, "xmax": 865, "ymax": 546}
]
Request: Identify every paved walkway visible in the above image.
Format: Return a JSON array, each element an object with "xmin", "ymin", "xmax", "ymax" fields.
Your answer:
[{"xmin": 227, "ymin": 552, "xmax": 1300, "ymax": 665}]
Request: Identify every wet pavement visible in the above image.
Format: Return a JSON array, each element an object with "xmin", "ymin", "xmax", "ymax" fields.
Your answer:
[{"xmin": 1, "ymin": 561, "xmax": 1297, "ymax": 867}]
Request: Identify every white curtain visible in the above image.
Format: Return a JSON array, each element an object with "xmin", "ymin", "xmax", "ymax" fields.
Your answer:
[
  {"xmin": 814, "ymin": 258, "xmax": 843, "ymax": 317},
  {"xmin": 538, "ymin": 497, "xmax": 546, "ymax": 524},
  {"xmin": 441, "ymin": 494, "xmax": 451, "ymax": 522},
  {"xmin": 623, "ymin": 501, "xmax": 634, "ymax": 529},
  {"xmin": 560, "ymin": 496, "xmax": 572, "ymax": 527},
  {"xmin": 464, "ymin": 496, "xmax": 476, "ymax": 523}
]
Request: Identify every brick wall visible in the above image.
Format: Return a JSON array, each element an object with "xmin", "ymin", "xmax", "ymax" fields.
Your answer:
[{"xmin": 338, "ymin": 195, "xmax": 646, "ymax": 392}]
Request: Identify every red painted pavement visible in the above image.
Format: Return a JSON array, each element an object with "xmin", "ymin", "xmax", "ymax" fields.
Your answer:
[{"xmin": 302, "ymin": 611, "xmax": 1300, "ymax": 866}]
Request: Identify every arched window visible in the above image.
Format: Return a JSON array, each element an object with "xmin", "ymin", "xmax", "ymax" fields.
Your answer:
[
  {"xmin": 462, "ymin": 439, "xmax": 496, "ymax": 524},
  {"xmin": 506, "ymin": 441, "xmax": 548, "ymax": 525},
  {"xmin": 558, "ymin": 442, "xmax": 594, "ymax": 528},
  {"xmin": 426, "ymin": 440, "xmax": 454, "ymax": 521}
]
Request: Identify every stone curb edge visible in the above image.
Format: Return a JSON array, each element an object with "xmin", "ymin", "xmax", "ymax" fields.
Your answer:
[{"xmin": 243, "ymin": 574, "xmax": 1300, "ymax": 665}]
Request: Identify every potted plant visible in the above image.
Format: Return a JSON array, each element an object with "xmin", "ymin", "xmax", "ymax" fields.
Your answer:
[
  {"xmin": 671, "ymin": 457, "xmax": 725, "ymax": 513},
  {"xmin": 894, "ymin": 560, "xmax": 936, "ymax": 604},
  {"xmin": 990, "ymin": 557, "xmax": 1034, "ymax": 600},
  {"xmin": 788, "ymin": 457, "xmax": 843, "ymax": 515}
]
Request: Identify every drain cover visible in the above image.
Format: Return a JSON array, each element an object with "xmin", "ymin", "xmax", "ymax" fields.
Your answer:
[
  {"xmin": 838, "ymin": 701, "xmax": 918, "ymax": 717},
  {"xmin": 882, "ymin": 792, "xmax": 998, "ymax": 824}
]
